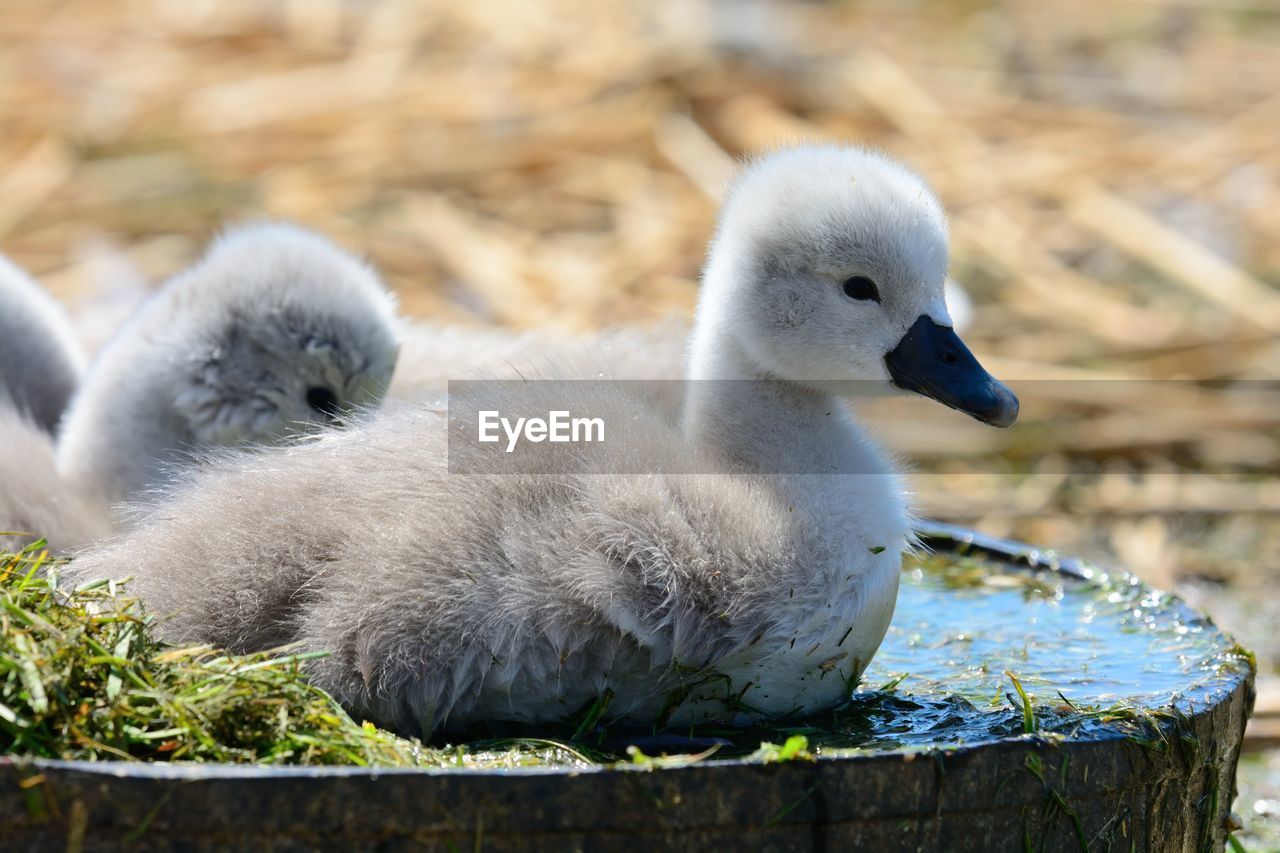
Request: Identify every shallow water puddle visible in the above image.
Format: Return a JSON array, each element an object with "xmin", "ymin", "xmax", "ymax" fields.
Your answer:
[{"xmin": 815, "ymin": 552, "xmax": 1248, "ymax": 755}]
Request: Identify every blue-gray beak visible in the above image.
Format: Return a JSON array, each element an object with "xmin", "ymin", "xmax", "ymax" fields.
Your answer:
[{"xmin": 884, "ymin": 316, "xmax": 1019, "ymax": 428}]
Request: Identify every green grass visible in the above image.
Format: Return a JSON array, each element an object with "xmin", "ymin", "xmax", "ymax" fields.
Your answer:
[
  {"xmin": 0, "ymin": 540, "xmax": 427, "ymax": 766},
  {"xmin": 1006, "ymin": 671, "xmax": 1038, "ymax": 734}
]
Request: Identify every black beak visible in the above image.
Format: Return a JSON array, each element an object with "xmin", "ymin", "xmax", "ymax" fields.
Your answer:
[
  {"xmin": 884, "ymin": 316, "xmax": 1019, "ymax": 428},
  {"xmin": 306, "ymin": 386, "xmax": 343, "ymax": 421}
]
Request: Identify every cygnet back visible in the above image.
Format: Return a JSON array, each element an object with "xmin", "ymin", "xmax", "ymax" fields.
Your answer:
[{"xmin": 0, "ymin": 253, "xmax": 85, "ymax": 434}]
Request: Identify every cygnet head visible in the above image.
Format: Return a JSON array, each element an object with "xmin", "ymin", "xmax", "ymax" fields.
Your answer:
[
  {"xmin": 57, "ymin": 223, "xmax": 401, "ymax": 506},
  {"xmin": 160, "ymin": 224, "xmax": 400, "ymax": 442},
  {"xmin": 698, "ymin": 145, "xmax": 1017, "ymax": 427}
]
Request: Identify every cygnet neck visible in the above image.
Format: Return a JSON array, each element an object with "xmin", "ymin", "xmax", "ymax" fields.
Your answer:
[{"xmin": 682, "ymin": 274, "xmax": 887, "ymax": 483}]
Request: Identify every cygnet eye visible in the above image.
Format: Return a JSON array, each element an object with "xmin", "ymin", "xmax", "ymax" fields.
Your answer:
[
  {"xmin": 841, "ymin": 276, "xmax": 881, "ymax": 303},
  {"xmin": 306, "ymin": 386, "xmax": 341, "ymax": 418}
]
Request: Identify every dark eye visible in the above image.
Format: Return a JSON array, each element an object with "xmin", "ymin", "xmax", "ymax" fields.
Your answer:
[
  {"xmin": 306, "ymin": 387, "xmax": 341, "ymax": 418},
  {"xmin": 841, "ymin": 276, "xmax": 880, "ymax": 303}
]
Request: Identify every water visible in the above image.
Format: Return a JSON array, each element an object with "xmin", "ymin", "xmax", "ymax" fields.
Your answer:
[{"xmin": 802, "ymin": 552, "xmax": 1248, "ymax": 756}]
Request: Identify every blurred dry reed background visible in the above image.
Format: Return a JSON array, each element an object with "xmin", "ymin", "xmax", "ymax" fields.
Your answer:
[{"xmin": 1, "ymin": 0, "xmax": 1278, "ymax": 834}]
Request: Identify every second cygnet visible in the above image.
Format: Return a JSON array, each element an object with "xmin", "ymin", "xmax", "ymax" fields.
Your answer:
[{"xmin": 57, "ymin": 223, "xmax": 401, "ymax": 513}]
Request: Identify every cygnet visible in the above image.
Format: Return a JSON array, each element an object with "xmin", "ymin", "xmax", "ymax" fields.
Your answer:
[
  {"xmin": 71, "ymin": 146, "xmax": 1017, "ymax": 738},
  {"xmin": 57, "ymin": 223, "xmax": 401, "ymax": 512}
]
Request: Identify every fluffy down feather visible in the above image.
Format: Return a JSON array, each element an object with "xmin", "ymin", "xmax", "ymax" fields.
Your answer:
[
  {"xmin": 56, "ymin": 223, "xmax": 401, "ymax": 512},
  {"xmin": 0, "ymin": 253, "xmax": 85, "ymax": 434}
]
